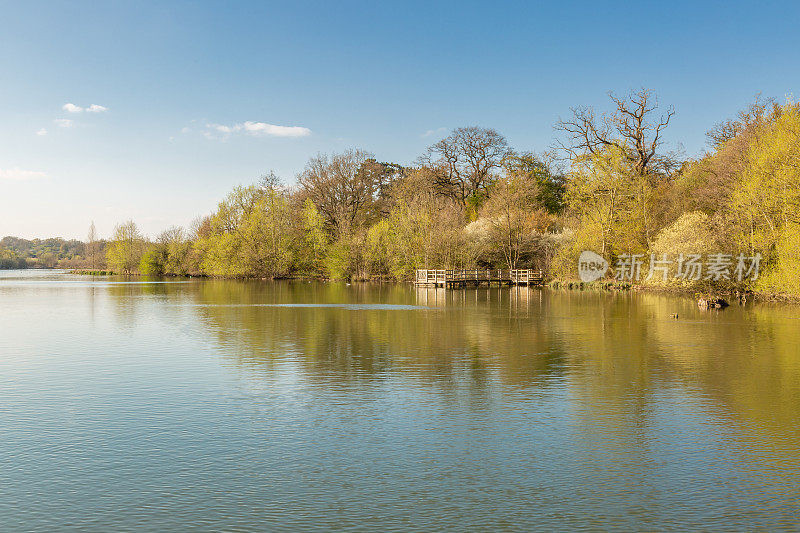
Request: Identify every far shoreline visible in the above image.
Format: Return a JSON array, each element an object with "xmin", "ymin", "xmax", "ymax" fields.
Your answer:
[
  {"xmin": 56, "ymin": 268, "xmax": 800, "ymax": 305},
  {"xmin": 4, "ymin": 266, "xmax": 796, "ymax": 305}
]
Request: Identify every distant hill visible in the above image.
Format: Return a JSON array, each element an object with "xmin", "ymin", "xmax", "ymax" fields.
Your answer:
[{"xmin": 0, "ymin": 236, "xmax": 106, "ymax": 269}]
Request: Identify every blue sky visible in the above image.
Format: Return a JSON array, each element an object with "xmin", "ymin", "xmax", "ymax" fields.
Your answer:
[{"xmin": 2, "ymin": 0, "xmax": 799, "ymax": 239}]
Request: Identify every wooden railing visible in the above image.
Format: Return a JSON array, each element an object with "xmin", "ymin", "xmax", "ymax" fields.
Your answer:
[
  {"xmin": 510, "ymin": 269, "xmax": 544, "ymax": 283},
  {"xmin": 415, "ymin": 269, "xmax": 544, "ymax": 286},
  {"xmin": 415, "ymin": 269, "xmax": 447, "ymax": 284}
]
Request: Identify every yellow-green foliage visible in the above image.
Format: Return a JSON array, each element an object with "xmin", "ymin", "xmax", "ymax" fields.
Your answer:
[
  {"xmin": 198, "ymin": 232, "xmax": 247, "ymax": 277},
  {"xmin": 197, "ymin": 185, "xmax": 294, "ymax": 278},
  {"xmin": 756, "ymin": 223, "xmax": 800, "ymax": 296},
  {"xmin": 650, "ymin": 211, "xmax": 718, "ymax": 257},
  {"xmin": 324, "ymin": 239, "xmax": 351, "ymax": 280},
  {"xmin": 106, "ymin": 221, "xmax": 145, "ymax": 275},
  {"xmin": 724, "ymin": 102, "xmax": 800, "ymax": 294},
  {"xmin": 383, "ymin": 195, "xmax": 469, "ymax": 280},
  {"xmin": 139, "ymin": 246, "xmax": 164, "ymax": 276},
  {"xmin": 365, "ymin": 219, "xmax": 391, "ymax": 278},
  {"xmin": 0, "ymin": 246, "xmax": 27, "ymax": 269},
  {"xmin": 299, "ymin": 199, "xmax": 328, "ymax": 276},
  {"xmin": 730, "ymin": 103, "xmax": 800, "ymax": 257},
  {"xmin": 93, "ymin": 102, "xmax": 800, "ymax": 295},
  {"xmin": 565, "ymin": 147, "xmax": 653, "ymax": 257},
  {"xmin": 636, "ymin": 211, "xmax": 722, "ymax": 288}
]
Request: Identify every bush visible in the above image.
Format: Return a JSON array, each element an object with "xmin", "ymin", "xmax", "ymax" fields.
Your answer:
[
  {"xmin": 139, "ymin": 247, "xmax": 165, "ymax": 276},
  {"xmin": 650, "ymin": 211, "xmax": 719, "ymax": 258}
]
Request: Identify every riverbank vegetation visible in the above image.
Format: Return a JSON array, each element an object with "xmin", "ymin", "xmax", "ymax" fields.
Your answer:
[{"xmin": 3, "ymin": 90, "xmax": 799, "ymax": 296}]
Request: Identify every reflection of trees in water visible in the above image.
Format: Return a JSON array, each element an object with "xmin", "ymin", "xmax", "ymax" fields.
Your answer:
[
  {"xmin": 106, "ymin": 279, "xmax": 800, "ymax": 476},
  {"xmin": 647, "ymin": 299, "xmax": 800, "ymax": 462},
  {"xmin": 106, "ymin": 279, "xmax": 800, "ymax": 432},
  {"xmin": 546, "ymin": 290, "xmax": 800, "ymax": 493},
  {"xmin": 186, "ymin": 282, "xmax": 566, "ymax": 399},
  {"xmin": 106, "ymin": 277, "xmax": 190, "ymax": 331}
]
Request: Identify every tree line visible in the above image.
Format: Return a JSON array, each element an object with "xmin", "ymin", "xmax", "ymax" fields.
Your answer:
[
  {"xmin": 5, "ymin": 89, "xmax": 799, "ymax": 296},
  {"xmin": 99, "ymin": 133, "xmax": 567, "ymax": 281},
  {"xmin": 0, "ymin": 234, "xmax": 107, "ymax": 269}
]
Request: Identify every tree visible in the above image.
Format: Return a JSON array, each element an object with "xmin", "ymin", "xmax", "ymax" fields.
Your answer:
[
  {"xmin": 364, "ymin": 219, "xmax": 392, "ymax": 278},
  {"xmin": 161, "ymin": 227, "xmax": 192, "ymax": 275},
  {"xmin": 87, "ymin": 221, "xmax": 99, "ymax": 269},
  {"xmin": 106, "ymin": 220, "xmax": 145, "ymax": 274},
  {"xmin": 139, "ymin": 246, "xmax": 164, "ymax": 276},
  {"xmin": 660, "ymin": 99, "xmax": 800, "ymax": 295},
  {"xmin": 0, "ymin": 246, "xmax": 26, "ymax": 269},
  {"xmin": 556, "ymin": 88, "xmax": 676, "ymax": 177},
  {"xmin": 358, "ymin": 159, "xmax": 406, "ymax": 216},
  {"xmin": 297, "ymin": 149, "xmax": 378, "ymax": 239},
  {"xmin": 557, "ymin": 89, "xmax": 677, "ymax": 247},
  {"xmin": 729, "ymin": 102, "xmax": 800, "ymax": 257},
  {"xmin": 564, "ymin": 147, "xmax": 648, "ymax": 256},
  {"xmin": 650, "ymin": 211, "xmax": 720, "ymax": 258},
  {"xmin": 419, "ymin": 126, "xmax": 512, "ymax": 208},
  {"xmin": 382, "ymin": 169, "xmax": 470, "ymax": 279},
  {"xmin": 503, "ymin": 153, "xmax": 566, "ymax": 215},
  {"xmin": 196, "ymin": 177, "xmax": 295, "ymax": 278},
  {"xmin": 137, "ymin": 226, "xmax": 192, "ymax": 276},
  {"xmin": 480, "ymin": 168, "xmax": 551, "ymax": 269},
  {"xmin": 299, "ymin": 199, "xmax": 328, "ymax": 276},
  {"xmin": 238, "ymin": 188, "xmax": 295, "ymax": 278},
  {"xmin": 707, "ymin": 95, "xmax": 777, "ymax": 149}
]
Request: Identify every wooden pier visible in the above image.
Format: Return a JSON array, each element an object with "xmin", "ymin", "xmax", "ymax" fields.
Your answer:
[{"xmin": 414, "ymin": 269, "xmax": 544, "ymax": 288}]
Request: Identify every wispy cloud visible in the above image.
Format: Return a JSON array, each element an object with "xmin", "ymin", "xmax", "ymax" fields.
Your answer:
[
  {"xmin": 54, "ymin": 119, "xmax": 73, "ymax": 128},
  {"xmin": 202, "ymin": 121, "xmax": 312, "ymax": 139},
  {"xmin": 36, "ymin": 128, "xmax": 48, "ymax": 136},
  {"xmin": 422, "ymin": 127, "xmax": 447, "ymax": 138},
  {"xmin": 62, "ymin": 102, "xmax": 108, "ymax": 113},
  {"xmin": 0, "ymin": 167, "xmax": 47, "ymax": 181}
]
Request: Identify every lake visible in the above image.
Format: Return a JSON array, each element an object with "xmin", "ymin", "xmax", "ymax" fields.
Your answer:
[{"xmin": 1, "ymin": 270, "xmax": 799, "ymax": 531}]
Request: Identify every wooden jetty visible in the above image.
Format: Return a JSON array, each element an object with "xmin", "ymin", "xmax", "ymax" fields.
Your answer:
[{"xmin": 414, "ymin": 269, "xmax": 544, "ymax": 288}]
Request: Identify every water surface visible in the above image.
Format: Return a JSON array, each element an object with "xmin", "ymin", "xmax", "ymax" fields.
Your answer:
[{"xmin": 1, "ymin": 270, "xmax": 799, "ymax": 531}]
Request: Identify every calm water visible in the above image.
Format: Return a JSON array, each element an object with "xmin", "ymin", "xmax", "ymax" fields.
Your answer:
[{"xmin": 1, "ymin": 270, "xmax": 800, "ymax": 532}]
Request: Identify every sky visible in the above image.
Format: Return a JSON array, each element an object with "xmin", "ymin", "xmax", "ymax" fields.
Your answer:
[{"xmin": 1, "ymin": 0, "xmax": 799, "ymax": 239}]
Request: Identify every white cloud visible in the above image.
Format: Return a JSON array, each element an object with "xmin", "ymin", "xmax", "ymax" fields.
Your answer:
[
  {"xmin": 242, "ymin": 121, "xmax": 311, "ymax": 137},
  {"xmin": 62, "ymin": 102, "xmax": 108, "ymax": 113},
  {"xmin": 204, "ymin": 121, "xmax": 311, "ymax": 139},
  {"xmin": 54, "ymin": 119, "xmax": 73, "ymax": 128},
  {"xmin": 36, "ymin": 128, "xmax": 48, "ymax": 136},
  {"xmin": 210, "ymin": 123, "xmax": 234, "ymax": 134},
  {"xmin": 422, "ymin": 127, "xmax": 447, "ymax": 138},
  {"xmin": 0, "ymin": 167, "xmax": 47, "ymax": 181}
]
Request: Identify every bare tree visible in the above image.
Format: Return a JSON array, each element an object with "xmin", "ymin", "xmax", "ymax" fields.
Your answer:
[
  {"xmin": 87, "ymin": 221, "xmax": 98, "ymax": 269},
  {"xmin": 419, "ymin": 126, "xmax": 512, "ymax": 206},
  {"xmin": 297, "ymin": 149, "xmax": 377, "ymax": 238},
  {"xmin": 556, "ymin": 88, "xmax": 676, "ymax": 176},
  {"xmin": 706, "ymin": 94, "xmax": 777, "ymax": 148},
  {"xmin": 481, "ymin": 174, "xmax": 542, "ymax": 269}
]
